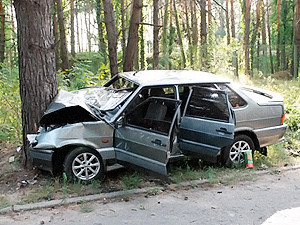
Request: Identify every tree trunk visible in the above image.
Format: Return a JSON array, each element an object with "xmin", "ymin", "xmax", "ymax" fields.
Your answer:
[
  {"xmin": 243, "ymin": 0, "xmax": 251, "ymax": 75},
  {"xmin": 84, "ymin": 3, "xmax": 92, "ymax": 53},
  {"xmin": 191, "ymin": 0, "xmax": 198, "ymax": 64},
  {"xmin": 121, "ymin": 0, "xmax": 126, "ymax": 60},
  {"xmin": 102, "ymin": 0, "xmax": 118, "ymax": 77},
  {"xmin": 162, "ymin": 0, "xmax": 169, "ymax": 69},
  {"xmin": 53, "ymin": 6, "xmax": 60, "ymax": 70},
  {"xmin": 96, "ymin": 0, "xmax": 107, "ymax": 63},
  {"xmin": 56, "ymin": 0, "xmax": 69, "ymax": 71},
  {"xmin": 281, "ymin": 0, "xmax": 287, "ymax": 70},
  {"xmin": 266, "ymin": 0, "xmax": 274, "ymax": 74},
  {"xmin": 225, "ymin": 0, "xmax": 230, "ymax": 45},
  {"xmin": 75, "ymin": 4, "xmax": 81, "ymax": 52},
  {"xmin": 123, "ymin": 0, "xmax": 142, "ymax": 72},
  {"xmin": 294, "ymin": 0, "xmax": 300, "ymax": 78},
  {"xmin": 256, "ymin": 0, "xmax": 261, "ymax": 71},
  {"xmin": 230, "ymin": 0, "xmax": 235, "ymax": 39},
  {"xmin": 173, "ymin": 0, "xmax": 186, "ymax": 68},
  {"xmin": 153, "ymin": 0, "xmax": 159, "ymax": 70},
  {"xmin": 70, "ymin": 0, "xmax": 75, "ymax": 58},
  {"xmin": 261, "ymin": 0, "xmax": 267, "ymax": 57},
  {"xmin": 140, "ymin": 8, "xmax": 145, "ymax": 69},
  {"xmin": 230, "ymin": 0, "xmax": 238, "ymax": 77},
  {"xmin": 184, "ymin": 0, "xmax": 193, "ymax": 67},
  {"xmin": 276, "ymin": 0, "xmax": 280, "ymax": 71},
  {"xmin": 14, "ymin": 0, "xmax": 58, "ymax": 166},
  {"xmin": 207, "ymin": 0, "xmax": 212, "ymax": 25},
  {"xmin": 200, "ymin": 0, "xmax": 207, "ymax": 68},
  {"xmin": 0, "ymin": 0, "xmax": 5, "ymax": 64}
]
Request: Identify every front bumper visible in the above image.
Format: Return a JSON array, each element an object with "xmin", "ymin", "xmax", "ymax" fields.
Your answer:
[{"xmin": 30, "ymin": 146, "xmax": 54, "ymax": 173}]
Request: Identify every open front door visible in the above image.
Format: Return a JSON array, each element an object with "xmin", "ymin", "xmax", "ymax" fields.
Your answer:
[
  {"xmin": 179, "ymin": 87, "xmax": 235, "ymax": 162},
  {"xmin": 115, "ymin": 97, "xmax": 180, "ymax": 175}
]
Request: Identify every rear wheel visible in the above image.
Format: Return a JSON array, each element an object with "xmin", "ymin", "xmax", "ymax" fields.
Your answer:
[
  {"xmin": 64, "ymin": 147, "xmax": 105, "ymax": 182},
  {"xmin": 223, "ymin": 134, "xmax": 255, "ymax": 167}
]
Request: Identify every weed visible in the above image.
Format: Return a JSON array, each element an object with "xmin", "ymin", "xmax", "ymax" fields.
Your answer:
[
  {"xmin": 121, "ymin": 172, "xmax": 143, "ymax": 190},
  {"xmin": 0, "ymin": 195, "xmax": 10, "ymax": 209},
  {"xmin": 79, "ymin": 201, "xmax": 93, "ymax": 213}
]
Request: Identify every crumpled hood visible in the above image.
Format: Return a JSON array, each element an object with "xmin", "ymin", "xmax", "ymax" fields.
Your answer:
[{"xmin": 40, "ymin": 87, "xmax": 131, "ymax": 126}]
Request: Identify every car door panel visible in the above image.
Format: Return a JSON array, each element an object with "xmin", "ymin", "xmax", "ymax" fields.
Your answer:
[
  {"xmin": 115, "ymin": 126, "xmax": 170, "ymax": 175},
  {"xmin": 179, "ymin": 87, "xmax": 235, "ymax": 162},
  {"xmin": 114, "ymin": 97, "xmax": 181, "ymax": 175}
]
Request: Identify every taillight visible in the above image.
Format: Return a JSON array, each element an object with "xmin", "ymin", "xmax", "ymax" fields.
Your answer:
[{"xmin": 281, "ymin": 113, "xmax": 285, "ymax": 124}]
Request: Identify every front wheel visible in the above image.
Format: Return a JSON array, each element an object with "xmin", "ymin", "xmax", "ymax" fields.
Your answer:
[
  {"xmin": 223, "ymin": 134, "xmax": 255, "ymax": 167},
  {"xmin": 64, "ymin": 147, "xmax": 105, "ymax": 182}
]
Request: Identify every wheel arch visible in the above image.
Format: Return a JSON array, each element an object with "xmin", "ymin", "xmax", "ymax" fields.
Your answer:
[
  {"xmin": 52, "ymin": 144, "xmax": 103, "ymax": 174},
  {"xmin": 233, "ymin": 130, "xmax": 260, "ymax": 151}
]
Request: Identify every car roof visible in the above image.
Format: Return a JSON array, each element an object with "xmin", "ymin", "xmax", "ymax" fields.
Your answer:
[{"xmin": 117, "ymin": 70, "xmax": 230, "ymax": 86}]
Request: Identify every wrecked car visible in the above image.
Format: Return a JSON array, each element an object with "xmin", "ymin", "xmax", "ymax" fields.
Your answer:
[{"xmin": 28, "ymin": 70, "xmax": 287, "ymax": 181}]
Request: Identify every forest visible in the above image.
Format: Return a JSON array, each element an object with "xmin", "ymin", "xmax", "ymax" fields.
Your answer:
[{"xmin": 0, "ymin": 0, "xmax": 299, "ymax": 163}]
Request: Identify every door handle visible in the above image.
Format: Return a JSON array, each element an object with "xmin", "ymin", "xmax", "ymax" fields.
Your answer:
[
  {"xmin": 216, "ymin": 127, "xmax": 232, "ymax": 135},
  {"xmin": 151, "ymin": 139, "xmax": 167, "ymax": 147}
]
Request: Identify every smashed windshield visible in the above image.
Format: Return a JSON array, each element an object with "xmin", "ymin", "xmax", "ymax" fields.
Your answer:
[{"xmin": 73, "ymin": 87, "xmax": 133, "ymax": 113}]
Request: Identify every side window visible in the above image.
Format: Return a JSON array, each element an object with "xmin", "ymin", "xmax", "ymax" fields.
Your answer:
[
  {"xmin": 185, "ymin": 87, "xmax": 230, "ymax": 122},
  {"xmin": 125, "ymin": 98, "xmax": 178, "ymax": 134},
  {"xmin": 217, "ymin": 84, "xmax": 246, "ymax": 108}
]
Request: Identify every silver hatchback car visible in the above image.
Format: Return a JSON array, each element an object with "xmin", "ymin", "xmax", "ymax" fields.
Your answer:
[{"xmin": 29, "ymin": 70, "xmax": 287, "ymax": 181}]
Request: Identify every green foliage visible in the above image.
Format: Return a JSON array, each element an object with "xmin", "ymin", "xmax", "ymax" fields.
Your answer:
[
  {"xmin": 0, "ymin": 64, "xmax": 21, "ymax": 142},
  {"xmin": 58, "ymin": 52, "xmax": 111, "ymax": 91},
  {"xmin": 121, "ymin": 172, "xmax": 143, "ymax": 190}
]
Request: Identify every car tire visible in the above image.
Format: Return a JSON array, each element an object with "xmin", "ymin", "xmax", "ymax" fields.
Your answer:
[
  {"xmin": 223, "ymin": 134, "xmax": 255, "ymax": 167},
  {"xmin": 63, "ymin": 147, "xmax": 105, "ymax": 182}
]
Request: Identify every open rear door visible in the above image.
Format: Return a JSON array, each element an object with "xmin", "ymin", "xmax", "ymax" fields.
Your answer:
[{"xmin": 179, "ymin": 87, "xmax": 234, "ymax": 162}]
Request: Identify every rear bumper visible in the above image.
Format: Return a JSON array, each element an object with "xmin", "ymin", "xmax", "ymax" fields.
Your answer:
[
  {"xmin": 30, "ymin": 147, "xmax": 54, "ymax": 173},
  {"xmin": 254, "ymin": 123, "xmax": 288, "ymax": 147}
]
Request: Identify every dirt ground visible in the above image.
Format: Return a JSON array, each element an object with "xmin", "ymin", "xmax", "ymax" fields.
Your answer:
[
  {"xmin": 0, "ymin": 142, "xmax": 166, "ymax": 205},
  {"xmin": 0, "ymin": 143, "xmax": 39, "ymax": 203}
]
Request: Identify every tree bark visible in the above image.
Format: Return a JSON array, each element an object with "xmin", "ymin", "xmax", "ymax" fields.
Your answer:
[
  {"xmin": 103, "ymin": 0, "xmax": 118, "ymax": 77},
  {"xmin": 162, "ymin": 0, "xmax": 169, "ymax": 69},
  {"xmin": 75, "ymin": 4, "xmax": 81, "ymax": 52},
  {"xmin": 276, "ymin": 0, "xmax": 280, "ymax": 71},
  {"xmin": 200, "ymin": 0, "xmax": 207, "ymax": 68},
  {"xmin": 230, "ymin": 0, "xmax": 235, "ymax": 39},
  {"xmin": 225, "ymin": 0, "xmax": 230, "ymax": 45},
  {"xmin": 261, "ymin": 0, "xmax": 267, "ymax": 57},
  {"xmin": 70, "ymin": 0, "xmax": 75, "ymax": 58},
  {"xmin": 0, "ymin": 0, "xmax": 5, "ymax": 64},
  {"xmin": 184, "ymin": 0, "xmax": 193, "ymax": 67},
  {"xmin": 266, "ymin": 0, "xmax": 274, "ymax": 74},
  {"xmin": 294, "ymin": 0, "xmax": 300, "ymax": 78},
  {"xmin": 53, "ymin": 6, "xmax": 59, "ymax": 70},
  {"xmin": 173, "ymin": 0, "xmax": 186, "ymax": 68},
  {"xmin": 14, "ymin": 0, "xmax": 58, "ymax": 166},
  {"xmin": 123, "ymin": 0, "xmax": 142, "ymax": 72},
  {"xmin": 243, "ymin": 0, "xmax": 251, "ymax": 75},
  {"xmin": 56, "ymin": 0, "xmax": 69, "ymax": 71},
  {"xmin": 153, "ymin": 0, "xmax": 159, "ymax": 70},
  {"xmin": 121, "ymin": 0, "xmax": 126, "ymax": 60},
  {"xmin": 96, "ymin": 0, "xmax": 107, "ymax": 63}
]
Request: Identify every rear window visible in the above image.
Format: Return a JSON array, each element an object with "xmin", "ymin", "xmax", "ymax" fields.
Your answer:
[{"xmin": 240, "ymin": 87, "xmax": 272, "ymax": 104}]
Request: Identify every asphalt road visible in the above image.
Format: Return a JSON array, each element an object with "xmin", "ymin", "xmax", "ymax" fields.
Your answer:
[{"xmin": 1, "ymin": 168, "xmax": 300, "ymax": 225}]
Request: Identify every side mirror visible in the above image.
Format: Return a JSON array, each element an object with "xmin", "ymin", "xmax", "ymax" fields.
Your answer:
[{"xmin": 115, "ymin": 116, "xmax": 125, "ymax": 128}]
